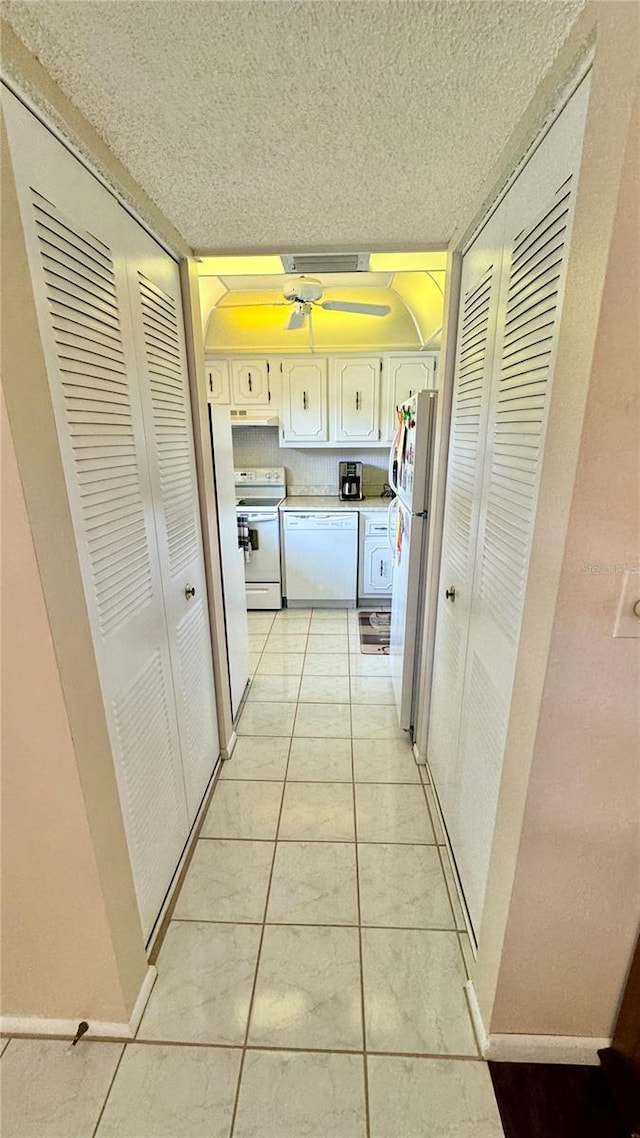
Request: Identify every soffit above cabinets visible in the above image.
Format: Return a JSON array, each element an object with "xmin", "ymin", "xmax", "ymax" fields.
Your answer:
[
  {"xmin": 202, "ymin": 269, "xmax": 446, "ymax": 353},
  {"xmin": 3, "ymin": 2, "xmax": 584, "ymax": 249}
]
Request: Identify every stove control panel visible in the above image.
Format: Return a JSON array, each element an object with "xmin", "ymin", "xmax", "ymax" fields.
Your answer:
[{"xmin": 234, "ymin": 467, "xmax": 286, "ymax": 487}]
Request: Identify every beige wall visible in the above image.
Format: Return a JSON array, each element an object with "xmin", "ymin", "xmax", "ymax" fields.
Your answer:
[
  {"xmin": 1, "ymin": 403, "xmax": 132, "ymax": 1022},
  {"xmin": 489, "ymin": 82, "xmax": 640, "ymax": 1038}
]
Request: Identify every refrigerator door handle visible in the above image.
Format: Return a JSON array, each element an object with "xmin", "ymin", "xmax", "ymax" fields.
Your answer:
[
  {"xmin": 388, "ymin": 424, "xmax": 400, "ymax": 496},
  {"xmin": 387, "ymin": 497, "xmax": 398, "ymax": 554}
]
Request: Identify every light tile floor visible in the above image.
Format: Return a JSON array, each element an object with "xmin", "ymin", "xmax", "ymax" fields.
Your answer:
[{"xmin": 0, "ymin": 608, "xmax": 503, "ymax": 1137}]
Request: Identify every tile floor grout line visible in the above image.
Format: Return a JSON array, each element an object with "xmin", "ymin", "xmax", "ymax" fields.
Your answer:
[
  {"xmin": 227, "ymin": 712, "xmax": 295, "ymax": 1138},
  {"xmin": 198, "ymin": 834, "xmax": 443, "ymax": 847},
  {"xmin": 89, "ymin": 1038, "xmax": 127, "ymax": 1138},
  {"xmin": 350, "ymin": 724, "xmax": 372, "ymax": 1138},
  {"xmin": 169, "ymin": 917, "xmax": 462, "ymax": 933},
  {"xmin": 2, "ymin": 1032, "xmax": 486, "ymax": 1062}
]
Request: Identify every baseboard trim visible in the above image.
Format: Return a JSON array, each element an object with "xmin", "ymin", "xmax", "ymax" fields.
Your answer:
[
  {"xmin": 465, "ymin": 981, "xmax": 610, "ymax": 1065},
  {"xmin": 0, "ymin": 964, "xmax": 157, "ymax": 1041},
  {"xmin": 221, "ymin": 731, "xmax": 237, "ymax": 761}
]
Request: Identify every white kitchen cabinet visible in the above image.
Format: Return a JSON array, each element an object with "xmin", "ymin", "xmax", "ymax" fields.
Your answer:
[
  {"xmin": 330, "ymin": 357, "xmax": 381, "ymax": 443},
  {"xmin": 383, "ymin": 355, "xmax": 437, "ymax": 442},
  {"xmin": 205, "ymin": 358, "xmax": 230, "ymax": 404},
  {"xmin": 280, "ymin": 357, "xmax": 328, "ymax": 442},
  {"xmin": 230, "ymin": 357, "xmax": 270, "ymax": 404},
  {"xmin": 359, "ymin": 513, "xmax": 393, "ymax": 600}
]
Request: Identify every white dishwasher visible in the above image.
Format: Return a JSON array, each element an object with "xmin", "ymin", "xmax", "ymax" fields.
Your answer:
[{"xmin": 283, "ymin": 512, "xmax": 358, "ymax": 605}]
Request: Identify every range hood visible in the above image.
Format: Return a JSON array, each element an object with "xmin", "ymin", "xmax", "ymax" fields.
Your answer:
[{"xmin": 229, "ymin": 409, "xmax": 279, "ymax": 428}]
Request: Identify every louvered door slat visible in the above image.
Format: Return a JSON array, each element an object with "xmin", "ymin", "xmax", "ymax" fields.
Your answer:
[
  {"xmin": 479, "ymin": 177, "xmax": 574, "ymax": 643},
  {"xmin": 3, "ymin": 83, "xmax": 193, "ymax": 943},
  {"xmin": 128, "ymin": 253, "xmax": 219, "ymax": 820}
]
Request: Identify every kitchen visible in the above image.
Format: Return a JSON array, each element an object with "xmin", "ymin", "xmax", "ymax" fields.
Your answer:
[{"xmin": 200, "ymin": 253, "xmax": 445, "ymax": 737}]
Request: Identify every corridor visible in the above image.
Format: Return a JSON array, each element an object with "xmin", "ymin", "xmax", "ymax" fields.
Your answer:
[{"xmin": 1, "ymin": 607, "xmax": 503, "ymax": 1137}]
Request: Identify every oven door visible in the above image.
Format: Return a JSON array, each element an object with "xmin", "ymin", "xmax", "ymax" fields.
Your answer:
[{"xmin": 241, "ymin": 512, "xmax": 281, "ymax": 583}]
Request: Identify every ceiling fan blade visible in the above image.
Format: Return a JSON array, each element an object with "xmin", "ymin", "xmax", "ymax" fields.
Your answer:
[
  {"xmin": 319, "ymin": 301, "xmax": 391, "ymax": 317},
  {"xmin": 287, "ymin": 306, "xmax": 306, "ymax": 331},
  {"xmin": 220, "ymin": 301, "xmax": 290, "ymax": 308}
]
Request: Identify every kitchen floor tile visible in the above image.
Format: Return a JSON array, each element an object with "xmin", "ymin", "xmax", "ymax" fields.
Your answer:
[
  {"xmin": 138, "ymin": 921, "xmax": 261, "ymax": 1044},
  {"xmin": 308, "ymin": 618, "xmax": 349, "ymax": 635},
  {"xmin": 362, "ymin": 928, "xmax": 477, "ymax": 1055},
  {"xmin": 349, "ymin": 676, "xmax": 395, "ymax": 704},
  {"xmin": 246, "ymin": 674, "xmax": 301, "ymax": 702},
  {"xmin": 201, "ymin": 780, "xmax": 283, "ymax": 840},
  {"xmin": 294, "ymin": 702, "xmax": 351, "ymax": 738},
  {"xmin": 247, "ymin": 614, "xmax": 275, "ymax": 633},
  {"xmin": 234, "ymin": 1050, "xmax": 366, "ymax": 1138},
  {"xmin": 0, "ymin": 1038, "xmax": 123, "ymax": 1138},
  {"xmin": 352, "ymin": 738, "xmax": 420, "ymax": 783},
  {"xmin": 257, "ymin": 652, "xmax": 305, "ymax": 676},
  {"xmin": 173, "ymin": 839, "xmax": 274, "ymax": 923},
  {"xmin": 248, "ymin": 925, "xmax": 362, "ymax": 1049},
  {"xmin": 306, "ymin": 634, "xmax": 350, "ymax": 654},
  {"xmin": 351, "ymin": 704, "xmax": 406, "ymax": 740},
  {"xmin": 264, "ymin": 633, "xmax": 309, "ymax": 654},
  {"xmin": 298, "ymin": 675, "xmax": 350, "ymax": 703},
  {"xmin": 312, "ymin": 607, "xmax": 349, "ymax": 619},
  {"xmin": 268, "ymin": 617, "xmax": 310, "ymax": 633},
  {"xmin": 247, "ymin": 652, "xmax": 262, "ymax": 675},
  {"xmin": 237, "ymin": 701, "xmax": 296, "ymax": 737},
  {"xmin": 279, "ymin": 782, "xmax": 355, "ymax": 841},
  {"xmin": 303, "ymin": 653, "xmax": 350, "ymax": 676},
  {"xmin": 355, "ymin": 783, "xmax": 436, "ymax": 844},
  {"xmin": 96, "ymin": 1043, "xmax": 242, "ymax": 1138},
  {"xmin": 220, "ymin": 737, "xmax": 290, "ymax": 781},
  {"xmin": 275, "ymin": 607, "xmax": 313, "ymax": 620},
  {"xmin": 358, "ymin": 844, "xmax": 454, "ymax": 929},
  {"xmin": 349, "ymin": 654, "xmax": 393, "ymax": 676},
  {"xmin": 287, "ymin": 737, "xmax": 352, "ymax": 781},
  {"xmin": 267, "ymin": 841, "xmax": 358, "ymax": 924},
  {"xmin": 247, "ymin": 634, "xmax": 268, "ymax": 652},
  {"xmin": 367, "ymin": 1055, "xmax": 503, "ymax": 1138}
]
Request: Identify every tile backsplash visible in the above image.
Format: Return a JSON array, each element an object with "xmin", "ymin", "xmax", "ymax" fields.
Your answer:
[{"xmin": 231, "ymin": 427, "xmax": 388, "ymax": 496}]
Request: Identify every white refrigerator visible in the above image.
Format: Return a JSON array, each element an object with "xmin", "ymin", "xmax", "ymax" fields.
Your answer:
[{"xmin": 387, "ymin": 391, "xmax": 438, "ymax": 730}]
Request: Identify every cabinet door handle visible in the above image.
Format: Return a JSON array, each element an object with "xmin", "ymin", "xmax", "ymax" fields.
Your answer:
[
  {"xmin": 380, "ymin": 559, "xmax": 384, "ymax": 577},
  {"xmin": 445, "ymin": 585, "xmax": 456, "ymax": 602},
  {"xmin": 303, "ymin": 391, "xmax": 308, "ymax": 410},
  {"xmin": 184, "ymin": 584, "xmax": 196, "ymax": 600},
  {"xmin": 247, "ymin": 373, "xmax": 252, "ymax": 392},
  {"xmin": 355, "ymin": 391, "xmax": 360, "ymax": 410}
]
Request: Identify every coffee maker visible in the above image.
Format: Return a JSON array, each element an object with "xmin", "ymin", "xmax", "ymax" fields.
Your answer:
[{"xmin": 339, "ymin": 461, "xmax": 364, "ymax": 501}]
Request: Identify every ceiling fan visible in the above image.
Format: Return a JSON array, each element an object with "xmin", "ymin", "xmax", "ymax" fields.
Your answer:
[{"xmin": 223, "ymin": 277, "xmax": 391, "ymax": 332}]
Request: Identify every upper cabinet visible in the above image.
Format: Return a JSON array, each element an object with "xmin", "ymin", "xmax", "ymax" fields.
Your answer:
[
  {"xmin": 230, "ymin": 358, "xmax": 270, "ymax": 404},
  {"xmin": 206, "ymin": 359, "xmax": 230, "ymax": 404},
  {"xmin": 330, "ymin": 357, "xmax": 381, "ymax": 443},
  {"xmin": 280, "ymin": 357, "xmax": 328, "ymax": 442},
  {"xmin": 205, "ymin": 351, "xmax": 438, "ymax": 444},
  {"xmin": 382, "ymin": 355, "xmax": 437, "ymax": 442}
]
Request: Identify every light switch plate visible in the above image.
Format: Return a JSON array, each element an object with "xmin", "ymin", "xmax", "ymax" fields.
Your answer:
[{"xmin": 612, "ymin": 569, "xmax": 640, "ymax": 638}]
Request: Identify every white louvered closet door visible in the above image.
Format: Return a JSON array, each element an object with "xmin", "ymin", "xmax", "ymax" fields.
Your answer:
[
  {"xmin": 125, "ymin": 233, "xmax": 219, "ymax": 821},
  {"xmin": 427, "ymin": 205, "xmax": 506, "ymax": 848},
  {"xmin": 2, "ymin": 91, "xmax": 190, "ymax": 937},
  {"xmin": 448, "ymin": 76, "xmax": 591, "ymax": 933}
]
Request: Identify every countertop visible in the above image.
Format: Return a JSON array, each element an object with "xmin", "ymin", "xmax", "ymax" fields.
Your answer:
[{"xmin": 280, "ymin": 496, "xmax": 390, "ymax": 511}]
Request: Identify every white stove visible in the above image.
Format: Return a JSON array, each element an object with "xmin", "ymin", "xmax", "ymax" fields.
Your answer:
[{"xmin": 234, "ymin": 468, "xmax": 286, "ymax": 609}]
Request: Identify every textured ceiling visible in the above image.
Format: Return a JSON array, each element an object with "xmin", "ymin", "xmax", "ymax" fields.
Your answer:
[{"xmin": 2, "ymin": 0, "xmax": 584, "ymax": 251}]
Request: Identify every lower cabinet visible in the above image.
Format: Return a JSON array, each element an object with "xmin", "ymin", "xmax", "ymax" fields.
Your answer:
[{"xmin": 359, "ymin": 513, "xmax": 393, "ymax": 602}]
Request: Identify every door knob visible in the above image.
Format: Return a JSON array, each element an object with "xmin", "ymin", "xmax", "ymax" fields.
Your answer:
[
  {"xmin": 184, "ymin": 584, "xmax": 196, "ymax": 599},
  {"xmin": 445, "ymin": 585, "xmax": 456, "ymax": 602}
]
